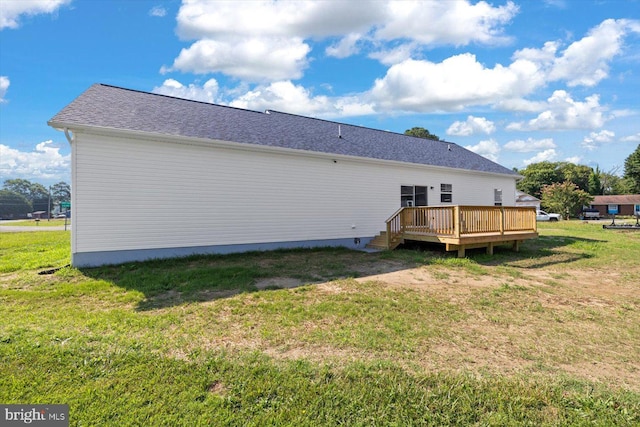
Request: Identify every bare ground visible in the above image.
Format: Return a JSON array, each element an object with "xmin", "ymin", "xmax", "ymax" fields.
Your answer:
[{"xmin": 239, "ymin": 262, "xmax": 640, "ymax": 391}]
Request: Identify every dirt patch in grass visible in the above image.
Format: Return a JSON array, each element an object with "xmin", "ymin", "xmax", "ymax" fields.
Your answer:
[
  {"xmin": 240, "ymin": 262, "xmax": 640, "ymax": 391},
  {"xmin": 255, "ymin": 277, "xmax": 304, "ymax": 290}
]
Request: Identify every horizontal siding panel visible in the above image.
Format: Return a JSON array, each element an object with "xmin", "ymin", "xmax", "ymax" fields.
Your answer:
[{"xmin": 74, "ymin": 133, "xmax": 516, "ymax": 253}]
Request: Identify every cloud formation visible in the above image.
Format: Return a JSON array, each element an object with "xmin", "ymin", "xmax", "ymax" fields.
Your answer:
[
  {"xmin": 506, "ymin": 90, "xmax": 605, "ymax": 131},
  {"xmin": 149, "ymin": 6, "xmax": 167, "ymax": 18},
  {"xmin": 0, "ymin": 76, "xmax": 9, "ymax": 102},
  {"xmin": 524, "ymin": 149, "xmax": 558, "ymax": 165},
  {"xmin": 447, "ymin": 116, "xmax": 495, "ymax": 136},
  {"xmin": 165, "ymin": 0, "xmax": 519, "ymax": 81},
  {"xmin": 0, "ymin": 141, "xmax": 70, "ymax": 181},
  {"xmin": 153, "ymin": 78, "xmax": 220, "ymax": 103},
  {"xmin": 581, "ymin": 130, "xmax": 615, "ymax": 150},
  {"xmin": 464, "ymin": 139, "xmax": 501, "ymax": 162},
  {"xmin": 504, "ymin": 138, "xmax": 556, "ymax": 153},
  {"xmin": 0, "ymin": 0, "xmax": 70, "ymax": 30}
]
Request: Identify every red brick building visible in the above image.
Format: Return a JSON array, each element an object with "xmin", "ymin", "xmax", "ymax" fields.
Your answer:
[{"xmin": 591, "ymin": 195, "xmax": 640, "ymax": 216}]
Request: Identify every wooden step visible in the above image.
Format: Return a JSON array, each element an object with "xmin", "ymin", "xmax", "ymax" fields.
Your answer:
[{"xmin": 366, "ymin": 231, "xmax": 390, "ymax": 250}]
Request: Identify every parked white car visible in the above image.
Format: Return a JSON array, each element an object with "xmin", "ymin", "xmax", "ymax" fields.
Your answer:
[{"xmin": 536, "ymin": 210, "xmax": 562, "ymax": 221}]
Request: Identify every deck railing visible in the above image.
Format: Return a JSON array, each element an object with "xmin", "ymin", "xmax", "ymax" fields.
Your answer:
[{"xmin": 386, "ymin": 205, "xmax": 537, "ymax": 249}]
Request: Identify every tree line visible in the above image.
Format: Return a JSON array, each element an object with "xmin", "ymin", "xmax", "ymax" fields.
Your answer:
[
  {"xmin": 0, "ymin": 179, "xmax": 70, "ymax": 219},
  {"xmin": 515, "ymin": 144, "xmax": 640, "ymax": 218}
]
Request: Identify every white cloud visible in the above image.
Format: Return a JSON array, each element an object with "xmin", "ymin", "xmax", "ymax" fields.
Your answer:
[
  {"xmin": 523, "ymin": 149, "xmax": 557, "ymax": 165},
  {"xmin": 464, "ymin": 138, "xmax": 500, "ymax": 162},
  {"xmin": 162, "ymin": 37, "xmax": 311, "ymax": 82},
  {"xmin": 168, "ymin": 0, "xmax": 519, "ymax": 81},
  {"xmin": 549, "ymin": 19, "xmax": 636, "ymax": 87},
  {"xmin": 0, "ymin": 0, "xmax": 70, "ymax": 29},
  {"xmin": 564, "ymin": 156, "xmax": 582, "ymax": 164},
  {"xmin": 152, "ymin": 78, "xmax": 220, "ymax": 103},
  {"xmin": 621, "ymin": 133, "xmax": 640, "ymax": 143},
  {"xmin": 370, "ymin": 54, "xmax": 542, "ymax": 112},
  {"xmin": 367, "ymin": 43, "xmax": 417, "ymax": 66},
  {"xmin": 376, "ymin": 1, "xmax": 518, "ymax": 46},
  {"xmin": 506, "ymin": 90, "xmax": 605, "ymax": 131},
  {"xmin": 149, "ymin": 6, "xmax": 167, "ymax": 18},
  {"xmin": 0, "ymin": 141, "xmax": 70, "ymax": 181},
  {"xmin": 152, "ymin": 78, "xmax": 376, "ymax": 118},
  {"xmin": 504, "ymin": 138, "xmax": 556, "ymax": 152},
  {"xmin": 581, "ymin": 130, "xmax": 615, "ymax": 150},
  {"xmin": 0, "ymin": 76, "xmax": 9, "ymax": 102},
  {"xmin": 495, "ymin": 98, "xmax": 548, "ymax": 113},
  {"xmin": 326, "ymin": 33, "xmax": 362, "ymax": 59},
  {"xmin": 446, "ymin": 116, "xmax": 495, "ymax": 136},
  {"xmin": 229, "ymin": 80, "xmax": 374, "ymax": 118}
]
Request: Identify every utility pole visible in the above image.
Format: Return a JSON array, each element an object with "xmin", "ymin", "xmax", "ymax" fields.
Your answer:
[{"xmin": 48, "ymin": 185, "xmax": 51, "ymax": 221}]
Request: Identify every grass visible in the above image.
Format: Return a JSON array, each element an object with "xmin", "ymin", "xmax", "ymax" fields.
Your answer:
[
  {"xmin": 2, "ymin": 218, "xmax": 71, "ymax": 227},
  {"xmin": 1, "ymin": 222, "xmax": 639, "ymax": 425}
]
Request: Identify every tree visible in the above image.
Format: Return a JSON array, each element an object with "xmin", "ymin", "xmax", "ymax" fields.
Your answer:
[
  {"xmin": 2, "ymin": 179, "xmax": 50, "ymax": 213},
  {"xmin": 3, "ymin": 179, "xmax": 48, "ymax": 201},
  {"xmin": 517, "ymin": 161, "xmax": 596, "ymax": 198},
  {"xmin": 51, "ymin": 181, "xmax": 70, "ymax": 204},
  {"xmin": 404, "ymin": 127, "xmax": 442, "ymax": 141},
  {"xmin": 560, "ymin": 163, "xmax": 591, "ymax": 192},
  {"xmin": 516, "ymin": 161, "xmax": 564, "ymax": 199},
  {"xmin": 0, "ymin": 190, "xmax": 32, "ymax": 219},
  {"xmin": 588, "ymin": 166, "xmax": 602, "ymax": 195},
  {"xmin": 623, "ymin": 144, "xmax": 640, "ymax": 193},
  {"xmin": 541, "ymin": 181, "xmax": 593, "ymax": 219}
]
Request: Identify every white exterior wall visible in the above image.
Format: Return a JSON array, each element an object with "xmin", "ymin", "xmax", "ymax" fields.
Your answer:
[{"xmin": 70, "ymin": 130, "xmax": 516, "ymax": 265}]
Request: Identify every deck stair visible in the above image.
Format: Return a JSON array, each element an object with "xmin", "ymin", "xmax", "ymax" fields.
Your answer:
[{"xmin": 366, "ymin": 231, "xmax": 402, "ymax": 250}]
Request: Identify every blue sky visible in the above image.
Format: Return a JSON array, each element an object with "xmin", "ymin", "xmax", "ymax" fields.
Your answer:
[{"xmin": 1, "ymin": 0, "xmax": 639, "ymax": 186}]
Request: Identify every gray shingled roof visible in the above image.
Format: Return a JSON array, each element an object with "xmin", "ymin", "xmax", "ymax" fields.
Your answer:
[{"xmin": 49, "ymin": 84, "xmax": 519, "ymax": 177}]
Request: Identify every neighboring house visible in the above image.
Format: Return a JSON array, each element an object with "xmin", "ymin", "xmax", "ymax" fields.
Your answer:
[
  {"xmin": 515, "ymin": 190, "xmax": 541, "ymax": 211},
  {"xmin": 591, "ymin": 195, "xmax": 640, "ymax": 217},
  {"xmin": 49, "ymin": 84, "xmax": 521, "ymax": 267}
]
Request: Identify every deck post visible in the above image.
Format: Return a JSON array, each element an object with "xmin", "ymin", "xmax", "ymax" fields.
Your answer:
[
  {"xmin": 486, "ymin": 242, "xmax": 494, "ymax": 255},
  {"xmin": 454, "ymin": 206, "xmax": 461, "ymax": 238},
  {"xmin": 512, "ymin": 240, "xmax": 521, "ymax": 252},
  {"xmin": 386, "ymin": 221, "xmax": 391, "ymax": 250}
]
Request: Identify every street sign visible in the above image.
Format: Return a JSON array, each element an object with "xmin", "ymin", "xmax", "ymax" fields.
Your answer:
[{"xmin": 60, "ymin": 201, "xmax": 70, "ymax": 209}]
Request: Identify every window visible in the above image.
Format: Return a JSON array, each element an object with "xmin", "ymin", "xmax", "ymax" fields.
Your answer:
[
  {"xmin": 440, "ymin": 183, "xmax": 452, "ymax": 203},
  {"xmin": 401, "ymin": 185, "xmax": 428, "ymax": 207},
  {"xmin": 635, "ymin": 205, "xmax": 640, "ymax": 215},
  {"xmin": 494, "ymin": 189, "xmax": 502, "ymax": 206},
  {"xmin": 608, "ymin": 204, "xmax": 619, "ymax": 214}
]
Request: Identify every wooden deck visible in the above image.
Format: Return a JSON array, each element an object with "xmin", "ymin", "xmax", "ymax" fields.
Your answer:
[{"xmin": 370, "ymin": 206, "xmax": 538, "ymax": 257}]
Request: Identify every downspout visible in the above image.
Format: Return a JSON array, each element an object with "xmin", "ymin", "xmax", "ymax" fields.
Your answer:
[{"xmin": 63, "ymin": 128, "xmax": 75, "ymax": 144}]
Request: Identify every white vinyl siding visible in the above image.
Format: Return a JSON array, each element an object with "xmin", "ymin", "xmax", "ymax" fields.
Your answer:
[{"xmin": 71, "ymin": 131, "xmax": 517, "ymax": 254}]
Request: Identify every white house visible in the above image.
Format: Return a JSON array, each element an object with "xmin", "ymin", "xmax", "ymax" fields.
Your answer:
[{"xmin": 49, "ymin": 84, "xmax": 521, "ymax": 267}]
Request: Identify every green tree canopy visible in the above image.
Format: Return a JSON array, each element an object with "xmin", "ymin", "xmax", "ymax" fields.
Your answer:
[
  {"xmin": 588, "ymin": 166, "xmax": 602, "ymax": 195},
  {"xmin": 517, "ymin": 161, "xmax": 594, "ymax": 199},
  {"xmin": 541, "ymin": 181, "xmax": 593, "ymax": 219},
  {"xmin": 0, "ymin": 190, "xmax": 32, "ymax": 219},
  {"xmin": 51, "ymin": 181, "xmax": 71, "ymax": 204},
  {"xmin": 516, "ymin": 162, "xmax": 564, "ymax": 199},
  {"xmin": 2, "ymin": 179, "xmax": 49, "ymax": 201},
  {"xmin": 404, "ymin": 127, "xmax": 442, "ymax": 141},
  {"xmin": 623, "ymin": 144, "xmax": 640, "ymax": 193}
]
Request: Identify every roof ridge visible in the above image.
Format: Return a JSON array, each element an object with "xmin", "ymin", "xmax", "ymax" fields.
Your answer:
[
  {"xmin": 95, "ymin": 83, "xmax": 267, "ymax": 116},
  {"xmin": 265, "ymin": 109, "xmax": 454, "ymax": 144}
]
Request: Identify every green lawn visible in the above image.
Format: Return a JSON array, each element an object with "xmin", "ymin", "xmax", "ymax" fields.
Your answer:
[
  {"xmin": 1, "ymin": 218, "xmax": 70, "ymax": 227},
  {"xmin": 1, "ymin": 223, "xmax": 639, "ymax": 425}
]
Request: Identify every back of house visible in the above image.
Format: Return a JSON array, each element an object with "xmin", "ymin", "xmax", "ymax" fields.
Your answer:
[{"xmin": 49, "ymin": 84, "xmax": 521, "ymax": 267}]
